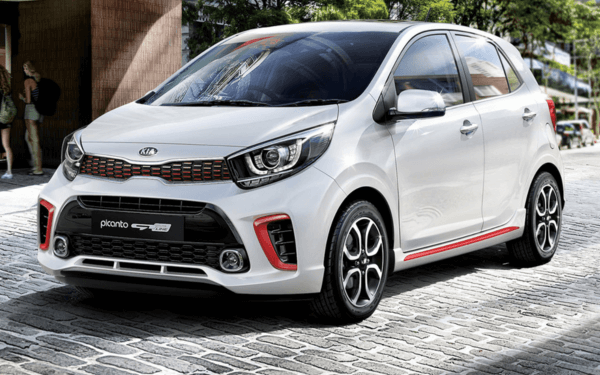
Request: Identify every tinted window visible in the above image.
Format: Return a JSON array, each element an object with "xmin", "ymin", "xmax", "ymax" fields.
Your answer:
[
  {"xmin": 455, "ymin": 36, "xmax": 509, "ymax": 100},
  {"xmin": 148, "ymin": 31, "xmax": 399, "ymax": 106},
  {"xmin": 394, "ymin": 35, "xmax": 463, "ymax": 107},
  {"xmin": 499, "ymin": 53, "xmax": 521, "ymax": 92}
]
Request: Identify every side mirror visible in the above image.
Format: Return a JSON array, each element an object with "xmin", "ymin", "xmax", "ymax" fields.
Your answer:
[{"xmin": 388, "ymin": 89, "xmax": 446, "ymax": 121}]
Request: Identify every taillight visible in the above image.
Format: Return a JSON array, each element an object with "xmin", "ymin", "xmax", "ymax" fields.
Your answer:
[
  {"xmin": 39, "ymin": 200, "xmax": 55, "ymax": 250},
  {"xmin": 546, "ymin": 99, "xmax": 557, "ymax": 132}
]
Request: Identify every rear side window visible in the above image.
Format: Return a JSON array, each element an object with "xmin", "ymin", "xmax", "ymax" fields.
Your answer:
[
  {"xmin": 454, "ymin": 35, "xmax": 509, "ymax": 100},
  {"xmin": 499, "ymin": 53, "xmax": 521, "ymax": 92},
  {"xmin": 394, "ymin": 34, "xmax": 464, "ymax": 107}
]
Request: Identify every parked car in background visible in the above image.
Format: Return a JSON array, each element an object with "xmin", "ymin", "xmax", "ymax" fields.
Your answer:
[
  {"xmin": 37, "ymin": 21, "xmax": 565, "ymax": 322},
  {"xmin": 556, "ymin": 122, "xmax": 582, "ymax": 149},
  {"xmin": 562, "ymin": 120, "xmax": 595, "ymax": 147}
]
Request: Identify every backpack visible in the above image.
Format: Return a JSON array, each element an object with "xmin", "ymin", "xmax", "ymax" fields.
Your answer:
[
  {"xmin": 34, "ymin": 78, "xmax": 61, "ymax": 116},
  {"xmin": 0, "ymin": 92, "xmax": 17, "ymax": 124}
]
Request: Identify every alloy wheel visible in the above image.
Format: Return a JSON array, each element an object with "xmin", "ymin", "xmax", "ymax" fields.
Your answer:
[
  {"xmin": 535, "ymin": 184, "xmax": 560, "ymax": 253},
  {"xmin": 339, "ymin": 217, "xmax": 385, "ymax": 307}
]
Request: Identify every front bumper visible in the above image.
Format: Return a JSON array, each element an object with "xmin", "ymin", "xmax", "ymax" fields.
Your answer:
[{"xmin": 38, "ymin": 166, "xmax": 345, "ymax": 295}]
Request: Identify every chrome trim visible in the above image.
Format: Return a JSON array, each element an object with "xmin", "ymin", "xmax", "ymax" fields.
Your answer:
[{"xmin": 66, "ymin": 256, "xmax": 216, "ymax": 281}]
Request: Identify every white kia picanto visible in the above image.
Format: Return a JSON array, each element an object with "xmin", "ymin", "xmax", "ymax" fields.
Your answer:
[{"xmin": 38, "ymin": 21, "xmax": 564, "ymax": 322}]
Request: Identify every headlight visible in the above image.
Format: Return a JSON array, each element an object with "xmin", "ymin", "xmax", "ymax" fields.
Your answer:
[
  {"xmin": 227, "ymin": 123, "xmax": 335, "ymax": 188},
  {"xmin": 62, "ymin": 132, "xmax": 85, "ymax": 181}
]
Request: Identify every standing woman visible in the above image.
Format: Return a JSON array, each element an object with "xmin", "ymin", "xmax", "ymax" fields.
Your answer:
[
  {"xmin": 19, "ymin": 60, "xmax": 44, "ymax": 176},
  {"xmin": 0, "ymin": 65, "xmax": 15, "ymax": 179}
]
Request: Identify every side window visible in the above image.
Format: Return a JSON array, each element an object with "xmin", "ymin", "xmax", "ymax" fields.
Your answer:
[
  {"xmin": 394, "ymin": 35, "xmax": 464, "ymax": 107},
  {"xmin": 499, "ymin": 52, "xmax": 521, "ymax": 92},
  {"xmin": 455, "ymin": 35, "xmax": 509, "ymax": 100}
]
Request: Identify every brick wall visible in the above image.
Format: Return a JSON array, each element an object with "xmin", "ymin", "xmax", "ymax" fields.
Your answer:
[
  {"xmin": 91, "ymin": 0, "xmax": 182, "ymax": 119},
  {"xmin": 14, "ymin": 0, "xmax": 92, "ymax": 166}
]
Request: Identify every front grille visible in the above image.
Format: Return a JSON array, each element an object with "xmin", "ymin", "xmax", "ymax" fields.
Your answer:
[
  {"xmin": 39, "ymin": 203, "xmax": 49, "ymax": 245},
  {"xmin": 79, "ymin": 156, "xmax": 231, "ymax": 183},
  {"xmin": 267, "ymin": 220, "xmax": 297, "ymax": 264},
  {"xmin": 79, "ymin": 196, "xmax": 205, "ymax": 214},
  {"xmin": 70, "ymin": 235, "xmax": 222, "ymax": 269}
]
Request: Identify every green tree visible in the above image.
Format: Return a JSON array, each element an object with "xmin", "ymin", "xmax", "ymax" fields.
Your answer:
[
  {"xmin": 500, "ymin": 0, "xmax": 576, "ymax": 69},
  {"xmin": 312, "ymin": 0, "xmax": 389, "ymax": 21},
  {"xmin": 572, "ymin": 2, "xmax": 600, "ymax": 134},
  {"xmin": 450, "ymin": 0, "xmax": 507, "ymax": 32},
  {"xmin": 385, "ymin": 0, "xmax": 454, "ymax": 22},
  {"xmin": 183, "ymin": 0, "xmax": 389, "ymax": 59}
]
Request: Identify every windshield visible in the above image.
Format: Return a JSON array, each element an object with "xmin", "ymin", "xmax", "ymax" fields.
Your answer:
[{"xmin": 147, "ymin": 31, "xmax": 399, "ymax": 106}]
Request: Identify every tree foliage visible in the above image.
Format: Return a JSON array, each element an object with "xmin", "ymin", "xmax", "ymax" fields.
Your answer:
[{"xmin": 385, "ymin": 0, "xmax": 454, "ymax": 22}]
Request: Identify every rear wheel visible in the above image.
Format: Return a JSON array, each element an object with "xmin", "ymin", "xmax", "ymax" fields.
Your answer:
[
  {"xmin": 310, "ymin": 201, "xmax": 389, "ymax": 323},
  {"xmin": 507, "ymin": 172, "xmax": 562, "ymax": 266}
]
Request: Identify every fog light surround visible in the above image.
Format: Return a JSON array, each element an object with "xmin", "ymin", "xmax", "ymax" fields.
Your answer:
[
  {"xmin": 53, "ymin": 236, "xmax": 69, "ymax": 258},
  {"xmin": 219, "ymin": 249, "xmax": 245, "ymax": 272}
]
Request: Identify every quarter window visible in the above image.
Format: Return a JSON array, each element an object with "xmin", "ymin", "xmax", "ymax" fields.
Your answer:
[
  {"xmin": 394, "ymin": 35, "xmax": 464, "ymax": 107},
  {"xmin": 499, "ymin": 53, "xmax": 521, "ymax": 92},
  {"xmin": 455, "ymin": 36, "xmax": 509, "ymax": 100}
]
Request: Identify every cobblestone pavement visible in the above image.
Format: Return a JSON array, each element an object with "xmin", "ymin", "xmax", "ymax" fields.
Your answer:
[{"xmin": 0, "ymin": 147, "xmax": 599, "ymax": 375}]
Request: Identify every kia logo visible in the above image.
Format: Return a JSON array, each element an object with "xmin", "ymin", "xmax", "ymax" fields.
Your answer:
[{"xmin": 139, "ymin": 147, "xmax": 158, "ymax": 156}]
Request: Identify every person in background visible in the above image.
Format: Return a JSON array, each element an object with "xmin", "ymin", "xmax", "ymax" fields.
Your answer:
[
  {"xmin": 18, "ymin": 60, "xmax": 44, "ymax": 176},
  {"xmin": 0, "ymin": 65, "xmax": 14, "ymax": 179}
]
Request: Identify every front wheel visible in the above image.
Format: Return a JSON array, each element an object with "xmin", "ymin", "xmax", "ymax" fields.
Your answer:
[
  {"xmin": 310, "ymin": 201, "xmax": 389, "ymax": 323},
  {"xmin": 507, "ymin": 172, "xmax": 562, "ymax": 266}
]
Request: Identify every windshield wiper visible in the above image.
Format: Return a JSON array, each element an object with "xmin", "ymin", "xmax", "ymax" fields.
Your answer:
[
  {"xmin": 278, "ymin": 99, "xmax": 349, "ymax": 107},
  {"xmin": 161, "ymin": 99, "xmax": 271, "ymax": 107}
]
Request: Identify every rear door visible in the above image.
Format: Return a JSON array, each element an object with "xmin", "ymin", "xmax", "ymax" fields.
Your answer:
[
  {"xmin": 452, "ymin": 33, "xmax": 539, "ymax": 231},
  {"xmin": 387, "ymin": 32, "xmax": 485, "ymax": 251}
]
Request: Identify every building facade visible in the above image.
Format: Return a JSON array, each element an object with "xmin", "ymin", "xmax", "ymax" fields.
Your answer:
[{"xmin": 0, "ymin": 0, "xmax": 182, "ymax": 167}]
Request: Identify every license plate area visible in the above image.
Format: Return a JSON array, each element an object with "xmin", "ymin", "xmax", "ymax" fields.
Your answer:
[{"xmin": 92, "ymin": 211, "xmax": 184, "ymax": 241}]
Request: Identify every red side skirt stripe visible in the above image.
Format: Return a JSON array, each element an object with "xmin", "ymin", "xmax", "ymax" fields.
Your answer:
[{"xmin": 404, "ymin": 226, "xmax": 520, "ymax": 261}]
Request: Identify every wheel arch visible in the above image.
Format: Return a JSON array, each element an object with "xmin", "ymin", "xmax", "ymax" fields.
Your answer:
[
  {"xmin": 326, "ymin": 186, "xmax": 396, "ymax": 274},
  {"xmin": 534, "ymin": 163, "xmax": 565, "ymax": 208}
]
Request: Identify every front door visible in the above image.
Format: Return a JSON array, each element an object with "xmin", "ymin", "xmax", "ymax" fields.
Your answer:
[{"xmin": 388, "ymin": 33, "xmax": 485, "ymax": 252}]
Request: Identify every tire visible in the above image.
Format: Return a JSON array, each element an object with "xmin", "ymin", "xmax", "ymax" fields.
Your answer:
[
  {"xmin": 507, "ymin": 172, "xmax": 562, "ymax": 266},
  {"xmin": 567, "ymin": 138, "xmax": 572, "ymax": 149},
  {"xmin": 310, "ymin": 201, "xmax": 389, "ymax": 323}
]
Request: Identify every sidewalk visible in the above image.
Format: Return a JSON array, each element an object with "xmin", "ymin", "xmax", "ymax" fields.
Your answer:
[{"xmin": 0, "ymin": 168, "xmax": 55, "ymax": 215}]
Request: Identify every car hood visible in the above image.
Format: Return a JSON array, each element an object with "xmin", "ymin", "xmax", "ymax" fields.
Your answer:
[{"xmin": 81, "ymin": 102, "xmax": 339, "ymax": 149}]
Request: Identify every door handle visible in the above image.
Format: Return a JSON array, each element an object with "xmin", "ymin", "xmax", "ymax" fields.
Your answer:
[
  {"xmin": 460, "ymin": 122, "xmax": 479, "ymax": 134},
  {"xmin": 522, "ymin": 109, "xmax": 537, "ymax": 121}
]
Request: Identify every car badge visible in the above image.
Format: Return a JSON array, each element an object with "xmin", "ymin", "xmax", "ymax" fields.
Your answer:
[{"xmin": 139, "ymin": 147, "xmax": 158, "ymax": 156}]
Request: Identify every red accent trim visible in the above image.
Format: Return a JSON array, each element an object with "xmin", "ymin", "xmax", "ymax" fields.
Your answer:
[
  {"xmin": 253, "ymin": 214, "xmax": 297, "ymax": 271},
  {"xmin": 234, "ymin": 36, "xmax": 274, "ymax": 51},
  {"xmin": 404, "ymin": 226, "xmax": 519, "ymax": 261},
  {"xmin": 39, "ymin": 200, "xmax": 55, "ymax": 251}
]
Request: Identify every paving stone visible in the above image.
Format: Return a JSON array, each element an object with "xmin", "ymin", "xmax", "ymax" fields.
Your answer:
[
  {"xmin": 9, "ymin": 347, "xmax": 86, "ymax": 367},
  {"xmin": 1, "ymin": 152, "xmax": 600, "ymax": 375},
  {"xmin": 352, "ymin": 361, "xmax": 409, "ymax": 375},
  {"xmin": 252, "ymin": 356, "xmax": 322, "ymax": 375},
  {"xmin": 74, "ymin": 336, "xmax": 138, "ymax": 355},
  {"xmin": 36, "ymin": 335, "xmax": 101, "ymax": 358},
  {"xmin": 0, "ymin": 364, "xmax": 29, "ymax": 375},
  {"xmin": 96, "ymin": 356, "xmax": 161, "ymax": 374},
  {"xmin": 202, "ymin": 353, "xmax": 261, "ymax": 371},
  {"xmin": 21, "ymin": 362, "xmax": 86, "ymax": 375},
  {"xmin": 180, "ymin": 356, "xmax": 232, "ymax": 374},
  {"xmin": 81, "ymin": 364, "xmax": 137, "ymax": 375},
  {"xmin": 135, "ymin": 353, "xmax": 201, "ymax": 373}
]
